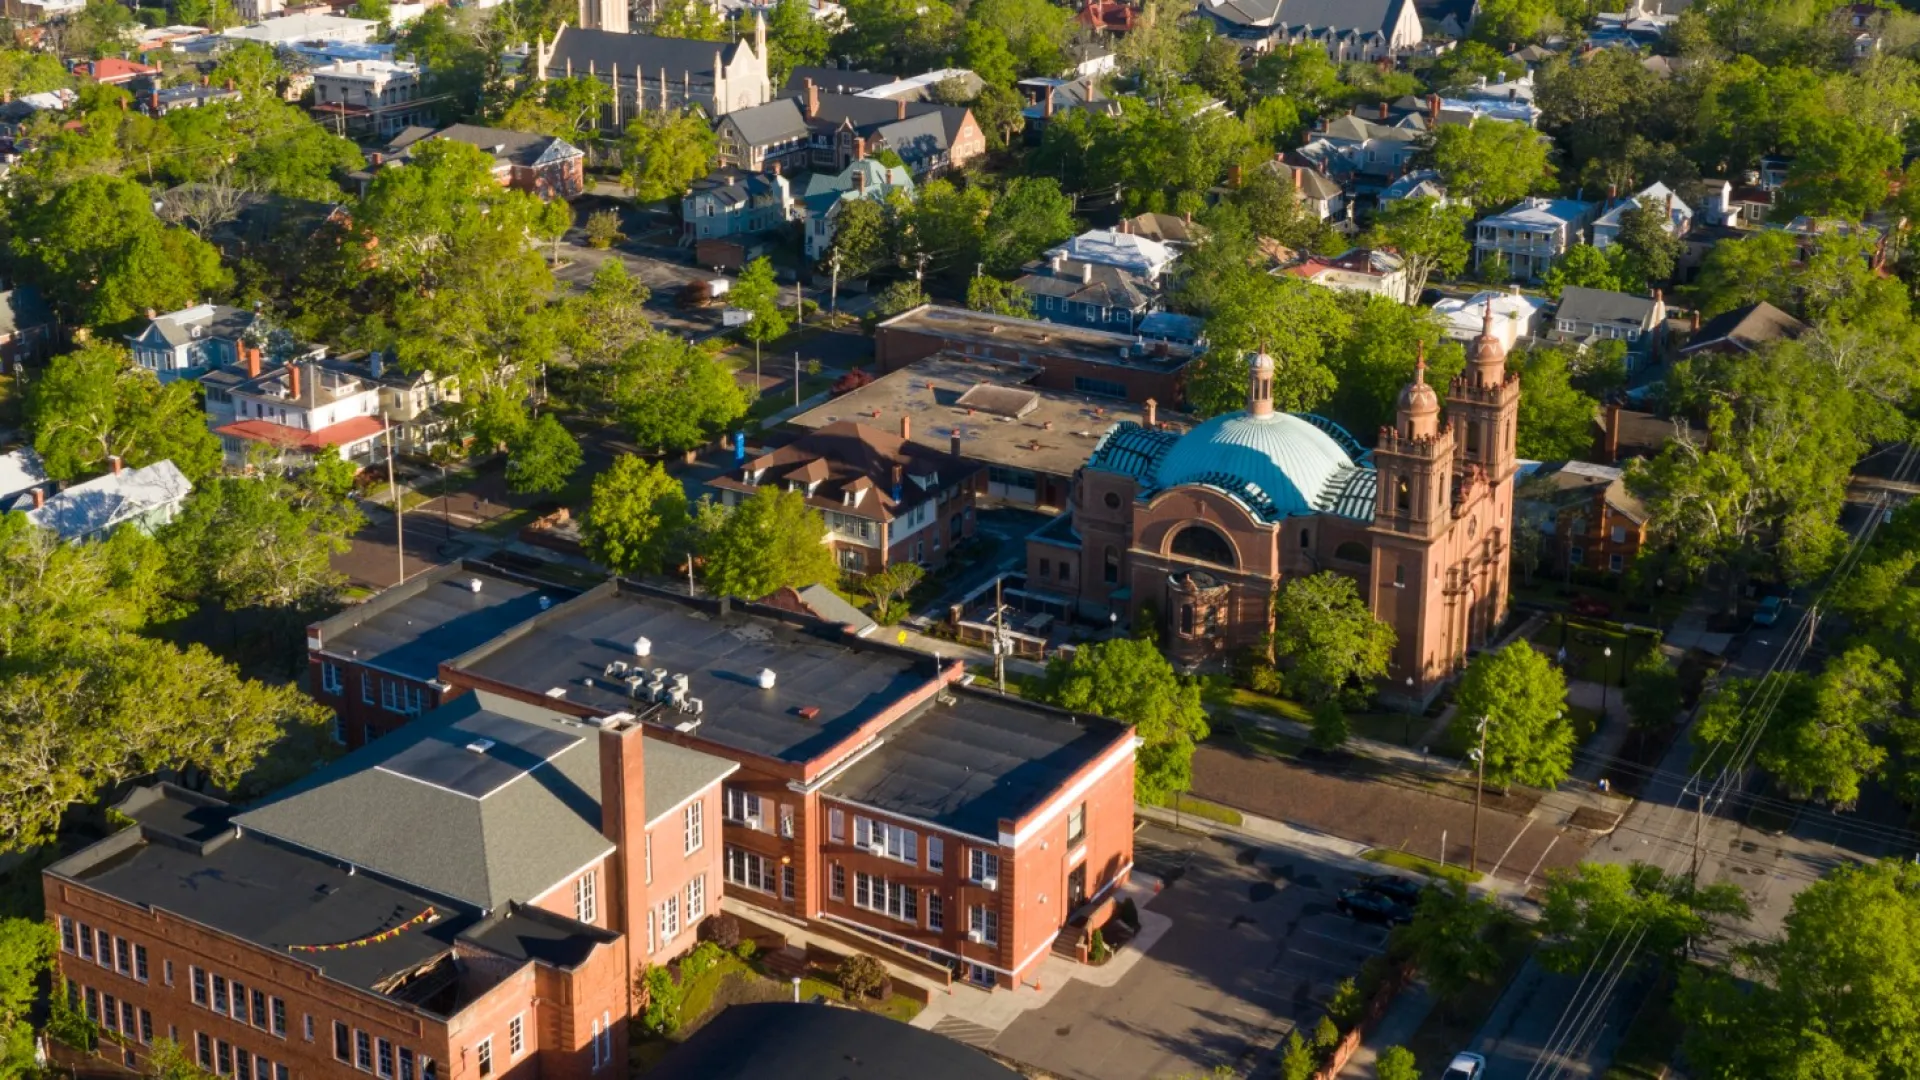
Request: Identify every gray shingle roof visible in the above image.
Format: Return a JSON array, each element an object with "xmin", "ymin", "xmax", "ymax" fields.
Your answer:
[
  {"xmin": 1203, "ymin": 0, "xmax": 1406, "ymax": 32},
  {"xmin": 721, "ymin": 97, "xmax": 810, "ymax": 146},
  {"xmin": 546, "ymin": 27, "xmax": 745, "ymax": 80},
  {"xmin": 426, "ymin": 124, "xmax": 581, "ymax": 168},
  {"xmin": 1682, "ymin": 301, "xmax": 1807, "ymax": 355},
  {"xmin": 0, "ymin": 286, "xmax": 51, "ymax": 338},
  {"xmin": 1556, "ymin": 286, "xmax": 1660, "ymax": 329},
  {"xmin": 235, "ymin": 692, "xmax": 735, "ymax": 910}
]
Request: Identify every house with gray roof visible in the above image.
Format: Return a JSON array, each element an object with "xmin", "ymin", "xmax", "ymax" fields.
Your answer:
[
  {"xmin": 803, "ymin": 158, "xmax": 914, "ymax": 260},
  {"xmin": 1474, "ymin": 196, "xmax": 1600, "ymax": 282},
  {"xmin": 26, "ymin": 458, "xmax": 191, "ymax": 542},
  {"xmin": 0, "ymin": 285, "xmax": 54, "ymax": 371},
  {"xmin": 126, "ymin": 303, "xmax": 263, "ymax": 382},
  {"xmin": 532, "ymin": 21, "xmax": 774, "ymax": 131},
  {"xmin": 1197, "ymin": 0, "xmax": 1423, "ymax": 60},
  {"xmin": 393, "ymin": 124, "xmax": 586, "ymax": 198},
  {"xmin": 1548, "ymin": 286, "xmax": 1669, "ymax": 369},
  {"xmin": 1679, "ymin": 301, "xmax": 1807, "ymax": 358},
  {"xmin": 1591, "ymin": 181, "xmax": 1692, "ymax": 251},
  {"xmin": 0, "ymin": 448, "xmax": 50, "ymax": 513},
  {"xmin": 714, "ymin": 97, "xmax": 812, "ymax": 173},
  {"xmin": 682, "ymin": 168, "xmax": 798, "ymax": 245},
  {"xmin": 1014, "ymin": 226, "xmax": 1182, "ymax": 332}
]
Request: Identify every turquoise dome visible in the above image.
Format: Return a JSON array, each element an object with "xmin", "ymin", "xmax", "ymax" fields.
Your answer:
[{"xmin": 1153, "ymin": 411, "xmax": 1355, "ymax": 517}]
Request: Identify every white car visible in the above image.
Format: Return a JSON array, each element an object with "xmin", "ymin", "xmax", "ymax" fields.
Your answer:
[{"xmin": 1444, "ymin": 1052, "xmax": 1487, "ymax": 1080}]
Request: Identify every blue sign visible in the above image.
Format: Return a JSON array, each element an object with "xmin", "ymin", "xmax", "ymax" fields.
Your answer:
[{"xmin": 734, "ymin": 432, "xmax": 747, "ymax": 463}]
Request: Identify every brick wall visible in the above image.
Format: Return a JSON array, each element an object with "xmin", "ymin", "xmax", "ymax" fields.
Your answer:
[{"xmin": 307, "ymin": 656, "xmax": 463, "ymax": 749}]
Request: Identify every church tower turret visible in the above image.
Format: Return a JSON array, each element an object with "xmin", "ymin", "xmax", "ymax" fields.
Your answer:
[
  {"xmin": 1372, "ymin": 343, "xmax": 1453, "ymax": 538},
  {"xmin": 1449, "ymin": 302, "xmax": 1520, "ymax": 481}
]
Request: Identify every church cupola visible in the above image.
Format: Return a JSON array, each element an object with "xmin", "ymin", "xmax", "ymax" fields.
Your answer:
[
  {"xmin": 1468, "ymin": 300, "xmax": 1507, "ymax": 390},
  {"xmin": 1247, "ymin": 350, "xmax": 1275, "ymax": 417},
  {"xmin": 1395, "ymin": 340, "xmax": 1441, "ymax": 440}
]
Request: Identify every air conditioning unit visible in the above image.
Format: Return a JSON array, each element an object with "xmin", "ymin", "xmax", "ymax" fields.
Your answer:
[
  {"xmin": 967, "ymin": 930, "xmax": 984, "ymax": 944},
  {"xmin": 980, "ymin": 876, "xmax": 999, "ymax": 892},
  {"xmin": 869, "ymin": 840, "xmax": 888, "ymax": 856}
]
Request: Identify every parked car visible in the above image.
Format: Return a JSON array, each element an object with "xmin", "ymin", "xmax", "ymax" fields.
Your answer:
[
  {"xmin": 1336, "ymin": 888, "xmax": 1412, "ymax": 927},
  {"xmin": 1359, "ymin": 874, "xmax": 1426, "ymax": 909},
  {"xmin": 1443, "ymin": 1052, "xmax": 1487, "ymax": 1080},
  {"xmin": 1570, "ymin": 595, "xmax": 1613, "ymax": 618},
  {"xmin": 1753, "ymin": 594, "xmax": 1785, "ymax": 627}
]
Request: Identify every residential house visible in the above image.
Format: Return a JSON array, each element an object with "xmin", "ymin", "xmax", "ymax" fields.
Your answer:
[
  {"xmin": 333, "ymin": 349, "xmax": 460, "ymax": 456},
  {"xmin": 205, "ymin": 349, "xmax": 388, "ymax": 468},
  {"xmin": 387, "ymin": 124, "xmax": 586, "ymax": 197},
  {"xmin": 1284, "ymin": 248, "xmax": 1408, "ymax": 301},
  {"xmin": 439, "ymin": 580, "xmax": 1140, "ymax": 991},
  {"xmin": 1198, "ymin": 0, "xmax": 1423, "ymax": 59},
  {"xmin": 802, "ymin": 158, "xmax": 913, "ymax": 261},
  {"xmin": 779, "ymin": 65, "xmax": 898, "ymax": 97},
  {"xmin": 0, "ymin": 285, "xmax": 55, "ymax": 371},
  {"xmin": 1694, "ymin": 178, "xmax": 1744, "ymax": 228},
  {"xmin": 0, "ymin": 447, "xmax": 51, "ymax": 513},
  {"xmin": 1473, "ymin": 196, "xmax": 1599, "ymax": 282},
  {"xmin": 1548, "ymin": 286, "xmax": 1668, "ymax": 369},
  {"xmin": 1377, "ymin": 168, "xmax": 1450, "ymax": 206},
  {"xmin": 1433, "ymin": 290, "xmax": 1547, "ymax": 352},
  {"xmin": 1590, "ymin": 181, "xmax": 1692, "ymax": 250},
  {"xmin": 1120, "ymin": 212, "xmax": 1203, "ymax": 247},
  {"xmin": 850, "ymin": 68, "xmax": 983, "ymax": 103},
  {"xmin": 1524, "ymin": 459, "xmax": 1648, "ymax": 575},
  {"xmin": 791, "ymin": 354, "xmax": 1164, "ymax": 512},
  {"xmin": 126, "ymin": 304, "xmax": 268, "ymax": 383},
  {"xmin": 531, "ymin": 20, "xmax": 774, "ymax": 132},
  {"xmin": 709, "ymin": 419, "xmax": 982, "ymax": 575},
  {"xmin": 71, "ymin": 57, "xmax": 161, "ymax": 85},
  {"xmin": 1295, "ymin": 111, "xmax": 1425, "ymax": 192},
  {"xmin": 1596, "ymin": 401, "xmax": 1704, "ymax": 464},
  {"xmin": 310, "ymin": 59, "xmax": 429, "ymax": 138},
  {"xmin": 25, "ymin": 458, "xmax": 190, "ymax": 542},
  {"xmin": 1258, "ymin": 158, "xmax": 1348, "ymax": 226},
  {"xmin": 233, "ymin": 0, "xmax": 280, "ymax": 21},
  {"xmin": 50, "ymin": 676, "xmax": 736, "ymax": 1077},
  {"xmin": 132, "ymin": 80, "xmax": 241, "ymax": 117},
  {"xmin": 1414, "ymin": 0, "xmax": 1474, "ymax": 36},
  {"xmin": 1678, "ymin": 301, "xmax": 1806, "ymax": 357},
  {"xmin": 1018, "ymin": 76, "xmax": 1117, "ymax": 142},
  {"xmin": 875, "ymin": 303, "xmax": 1197, "ymax": 408},
  {"xmin": 714, "ymin": 97, "xmax": 812, "ymax": 173},
  {"xmin": 306, "ymin": 560, "xmax": 576, "ymax": 746},
  {"xmin": 681, "ymin": 168, "xmax": 798, "ymax": 244},
  {"xmin": 798, "ymin": 84, "xmax": 985, "ymax": 176},
  {"xmin": 1015, "ymin": 227, "xmax": 1179, "ymax": 332},
  {"xmin": 1078, "ymin": 0, "xmax": 1137, "ymax": 32},
  {"xmin": 0, "ymin": 88, "xmax": 74, "ymax": 137}
]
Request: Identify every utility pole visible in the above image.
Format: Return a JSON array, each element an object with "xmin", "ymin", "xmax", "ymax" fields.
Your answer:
[
  {"xmin": 687, "ymin": 552, "xmax": 697, "ymax": 596},
  {"xmin": 1469, "ymin": 715, "xmax": 1491, "ymax": 876},
  {"xmin": 385, "ymin": 426, "xmax": 404, "ymax": 585},
  {"xmin": 794, "ymin": 350, "xmax": 801, "ymax": 408},
  {"xmin": 829, "ymin": 249, "xmax": 842, "ymax": 312}
]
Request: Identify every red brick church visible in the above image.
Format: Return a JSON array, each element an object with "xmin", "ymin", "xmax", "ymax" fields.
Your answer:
[{"xmin": 1028, "ymin": 313, "xmax": 1522, "ymax": 703}]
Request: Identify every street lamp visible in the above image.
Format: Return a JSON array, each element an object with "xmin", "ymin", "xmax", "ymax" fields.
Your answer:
[
  {"xmin": 1404, "ymin": 675, "xmax": 1416, "ymax": 744},
  {"xmin": 1601, "ymin": 645, "xmax": 1613, "ymax": 722},
  {"xmin": 1468, "ymin": 715, "xmax": 1494, "ymax": 877}
]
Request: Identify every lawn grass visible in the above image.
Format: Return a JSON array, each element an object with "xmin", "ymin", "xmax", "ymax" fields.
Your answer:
[
  {"xmin": 1536, "ymin": 616, "xmax": 1655, "ymax": 685},
  {"xmin": 1143, "ymin": 791, "xmax": 1245, "ymax": 827},
  {"xmin": 795, "ymin": 977, "xmax": 924, "ymax": 1024},
  {"xmin": 1362, "ymin": 847, "xmax": 1482, "ymax": 885},
  {"xmin": 1347, "ymin": 710, "xmax": 1422, "ymax": 747},
  {"xmin": 1225, "ymin": 687, "xmax": 1313, "ymax": 723},
  {"xmin": 1223, "ymin": 688, "xmax": 1419, "ymax": 747},
  {"xmin": 1213, "ymin": 716, "xmax": 1308, "ymax": 759},
  {"xmin": 744, "ymin": 374, "xmax": 835, "ymax": 424},
  {"xmin": 676, "ymin": 956, "xmax": 748, "ymax": 1026},
  {"xmin": 1602, "ymin": 968, "xmax": 1683, "ymax": 1080}
]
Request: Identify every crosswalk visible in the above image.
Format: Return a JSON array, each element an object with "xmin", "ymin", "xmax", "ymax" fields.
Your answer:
[{"xmin": 931, "ymin": 1015, "xmax": 1002, "ymax": 1049}]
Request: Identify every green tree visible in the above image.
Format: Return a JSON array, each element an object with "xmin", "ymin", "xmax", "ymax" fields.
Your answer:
[
  {"xmin": 1042, "ymin": 636, "xmax": 1210, "ymax": 801},
  {"xmin": 1189, "ymin": 271, "xmax": 1350, "ymax": 418},
  {"xmin": 1540, "ymin": 861, "xmax": 1750, "ymax": 975},
  {"xmin": 209, "ymin": 41, "xmax": 285, "ymax": 98},
  {"xmin": 1270, "ymin": 571, "xmax": 1395, "ymax": 705},
  {"xmin": 1278, "ymin": 1031, "xmax": 1315, "ymax": 1080},
  {"xmin": 971, "ymin": 82, "xmax": 1027, "ymax": 149},
  {"xmin": 1309, "ymin": 699, "xmax": 1350, "ymax": 751},
  {"xmin": 981, "ymin": 177, "xmax": 1076, "ymax": 277},
  {"xmin": 1427, "ymin": 119, "xmax": 1552, "ymax": 211},
  {"xmin": 1392, "ymin": 881, "xmax": 1504, "ymax": 998},
  {"xmin": 1230, "ymin": 165, "xmax": 1338, "ymax": 254},
  {"xmin": 1679, "ymin": 859, "xmax": 1920, "ymax": 1078},
  {"xmin": 828, "ymin": 197, "xmax": 895, "ymax": 278},
  {"xmin": 11, "ymin": 175, "xmax": 231, "ymax": 330},
  {"xmin": 1244, "ymin": 94, "xmax": 1304, "ymax": 149},
  {"xmin": 651, "ymin": 0, "xmax": 725, "ymax": 38},
  {"xmin": 562, "ymin": 258, "xmax": 652, "ymax": 369},
  {"xmin": 965, "ymin": 274, "xmax": 1032, "ymax": 318},
  {"xmin": 731, "ymin": 256, "xmax": 791, "ymax": 368},
  {"xmin": 147, "ymin": 1038, "xmax": 219, "ymax": 1080},
  {"xmin": 1508, "ymin": 345, "xmax": 1599, "ymax": 461},
  {"xmin": 1541, "ymin": 244, "xmax": 1626, "ymax": 297},
  {"xmin": 601, "ymin": 333, "xmax": 750, "ymax": 452},
  {"xmin": 907, "ymin": 178, "xmax": 993, "ymax": 281},
  {"xmin": 1192, "ymin": 33, "xmax": 1246, "ymax": 109},
  {"xmin": 620, "ymin": 110, "xmax": 717, "ymax": 203},
  {"xmin": 582, "ymin": 455, "xmax": 690, "ymax": 576},
  {"xmin": 864, "ymin": 562, "xmax": 923, "ymax": 623},
  {"xmin": 701, "ymin": 487, "xmax": 840, "ymax": 600},
  {"xmin": 964, "ymin": 0, "xmax": 1073, "ymax": 77},
  {"xmin": 764, "ymin": 0, "xmax": 829, "ymax": 85},
  {"xmin": 159, "ymin": 469, "xmax": 361, "ymax": 613},
  {"xmin": 349, "ymin": 0, "xmax": 391, "ymax": 20},
  {"xmin": 1376, "ymin": 1047, "xmax": 1419, "ymax": 1080},
  {"xmin": 505, "ymin": 413, "xmax": 582, "ymax": 495},
  {"xmin": 1622, "ymin": 648, "xmax": 1682, "ymax": 730},
  {"xmin": 1322, "ymin": 294, "xmax": 1465, "ymax": 440},
  {"xmin": 60, "ymin": 0, "xmax": 137, "ymax": 56},
  {"xmin": 1365, "ymin": 197, "xmax": 1473, "ymax": 304},
  {"xmin": 1613, "ymin": 205, "xmax": 1682, "ymax": 287},
  {"xmin": 834, "ymin": 0, "xmax": 957, "ymax": 72},
  {"xmin": 958, "ymin": 21, "xmax": 1018, "ymax": 89},
  {"xmin": 1448, "ymin": 643, "xmax": 1573, "ymax": 791},
  {"xmin": 26, "ymin": 343, "xmax": 222, "ymax": 484}
]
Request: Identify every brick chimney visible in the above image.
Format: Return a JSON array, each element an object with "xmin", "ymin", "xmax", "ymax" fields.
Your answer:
[
  {"xmin": 805, "ymin": 77, "xmax": 819, "ymax": 118},
  {"xmin": 1144, "ymin": 398, "xmax": 1157, "ymax": 427},
  {"xmin": 108, "ymin": 455, "xmax": 123, "ymax": 475},
  {"xmin": 30, "ymin": 487, "xmax": 44, "ymax": 509},
  {"xmin": 288, "ymin": 362, "xmax": 302, "ymax": 401},
  {"xmin": 1691, "ymin": 309, "xmax": 1702, "ymax": 332},
  {"xmin": 597, "ymin": 716, "xmax": 648, "ymax": 949},
  {"xmin": 1378, "ymin": 100, "xmax": 1389, "ymax": 120},
  {"xmin": 896, "ymin": 97, "xmax": 907, "ymax": 120},
  {"xmin": 854, "ymin": 136, "xmax": 867, "ymax": 161},
  {"xmin": 1603, "ymin": 401, "xmax": 1623, "ymax": 464},
  {"xmin": 853, "ymin": 167, "xmax": 866, "ymax": 193},
  {"xmin": 900, "ymin": 415, "xmax": 911, "ymax": 440},
  {"xmin": 1428, "ymin": 93, "xmax": 1440, "ymax": 122},
  {"xmin": 245, "ymin": 344, "xmax": 261, "ymax": 379},
  {"xmin": 1292, "ymin": 166, "xmax": 1304, "ymax": 191},
  {"xmin": 950, "ymin": 431, "xmax": 962, "ymax": 457},
  {"xmin": 1044, "ymin": 85, "xmax": 1056, "ymax": 118},
  {"xmin": 1227, "ymin": 163, "xmax": 1242, "ymax": 187}
]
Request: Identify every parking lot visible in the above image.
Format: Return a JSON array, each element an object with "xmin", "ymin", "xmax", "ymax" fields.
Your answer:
[{"xmin": 990, "ymin": 824, "xmax": 1395, "ymax": 1080}]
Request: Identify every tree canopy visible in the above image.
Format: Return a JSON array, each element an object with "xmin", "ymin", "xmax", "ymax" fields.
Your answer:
[
  {"xmin": 700, "ymin": 487, "xmax": 840, "ymax": 600},
  {"xmin": 1043, "ymin": 636, "xmax": 1210, "ymax": 802},
  {"xmin": 582, "ymin": 455, "xmax": 691, "ymax": 576},
  {"xmin": 1448, "ymin": 643, "xmax": 1574, "ymax": 791},
  {"xmin": 1269, "ymin": 571, "xmax": 1396, "ymax": 705},
  {"xmin": 26, "ymin": 343, "xmax": 222, "ymax": 484}
]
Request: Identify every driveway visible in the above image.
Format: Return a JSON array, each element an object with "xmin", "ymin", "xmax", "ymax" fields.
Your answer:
[{"xmin": 989, "ymin": 823, "xmax": 1392, "ymax": 1080}]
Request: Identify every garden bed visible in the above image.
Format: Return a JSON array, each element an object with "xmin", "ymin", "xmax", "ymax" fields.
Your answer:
[{"xmin": 1362, "ymin": 847, "xmax": 1481, "ymax": 885}]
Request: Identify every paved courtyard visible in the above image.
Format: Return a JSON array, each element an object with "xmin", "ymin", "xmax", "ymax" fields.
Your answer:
[{"xmin": 983, "ymin": 824, "xmax": 1392, "ymax": 1080}]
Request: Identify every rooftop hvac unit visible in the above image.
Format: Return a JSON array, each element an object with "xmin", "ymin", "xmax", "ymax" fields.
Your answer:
[
  {"xmin": 633, "ymin": 636, "xmax": 651, "ymax": 657},
  {"xmin": 604, "ymin": 660, "xmax": 629, "ymax": 679},
  {"xmin": 758, "ymin": 668, "xmax": 777, "ymax": 689},
  {"xmin": 626, "ymin": 674, "xmax": 649, "ymax": 698},
  {"xmin": 674, "ymin": 718, "xmax": 702, "ymax": 733},
  {"xmin": 670, "ymin": 673, "xmax": 691, "ymax": 698}
]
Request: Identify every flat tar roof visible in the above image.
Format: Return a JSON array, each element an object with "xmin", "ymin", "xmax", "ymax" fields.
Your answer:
[
  {"xmin": 52, "ymin": 789, "xmax": 477, "ymax": 996},
  {"xmin": 876, "ymin": 304, "xmax": 1197, "ymax": 373},
  {"xmin": 313, "ymin": 562, "xmax": 572, "ymax": 682},
  {"xmin": 788, "ymin": 354, "xmax": 1173, "ymax": 479},
  {"xmin": 650, "ymin": 1002, "xmax": 1022, "ymax": 1080},
  {"xmin": 450, "ymin": 584, "xmax": 944, "ymax": 766},
  {"xmin": 824, "ymin": 687, "xmax": 1131, "ymax": 839}
]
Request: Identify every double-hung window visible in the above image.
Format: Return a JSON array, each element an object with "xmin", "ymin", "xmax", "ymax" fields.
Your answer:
[
  {"xmin": 853, "ymin": 872, "xmax": 918, "ymax": 922},
  {"xmin": 927, "ymin": 836, "xmax": 944, "ymax": 871},
  {"xmin": 927, "ymin": 894, "xmax": 944, "ymax": 931},
  {"xmin": 854, "ymin": 817, "xmax": 917, "ymax": 864},
  {"xmin": 725, "ymin": 846, "xmax": 773, "ymax": 892},
  {"xmin": 969, "ymin": 849, "xmax": 1001, "ymax": 885},
  {"xmin": 722, "ymin": 787, "xmax": 762, "ymax": 828},
  {"xmin": 321, "ymin": 661, "xmax": 343, "ymax": 694},
  {"xmin": 969, "ymin": 905, "xmax": 999, "ymax": 946},
  {"xmin": 574, "ymin": 871, "xmax": 598, "ymax": 924},
  {"xmin": 684, "ymin": 801, "xmax": 703, "ymax": 854},
  {"xmin": 686, "ymin": 874, "xmax": 706, "ymax": 922},
  {"xmin": 1067, "ymin": 803, "xmax": 1086, "ymax": 847},
  {"xmin": 660, "ymin": 895, "xmax": 680, "ymax": 941}
]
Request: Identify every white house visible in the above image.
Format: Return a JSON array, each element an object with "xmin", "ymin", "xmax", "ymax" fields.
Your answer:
[
  {"xmin": 310, "ymin": 59, "xmax": 430, "ymax": 138},
  {"xmin": 1433, "ymin": 290, "xmax": 1548, "ymax": 352},
  {"xmin": 1590, "ymin": 181, "xmax": 1693, "ymax": 250},
  {"xmin": 1284, "ymin": 248, "xmax": 1407, "ymax": 301},
  {"xmin": 206, "ymin": 350, "xmax": 388, "ymax": 468},
  {"xmin": 1474, "ymin": 196, "xmax": 1600, "ymax": 282},
  {"xmin": 26, "ymin": 458, "xmax": 191, "ymax": 543},
  {"xmin": 1198, "ymin": 0, "xmax": 1423, "ymax": 61}
]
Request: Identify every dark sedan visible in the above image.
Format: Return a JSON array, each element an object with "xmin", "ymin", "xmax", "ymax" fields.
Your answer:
[
  {"xmin": 1337, "ymin": 888, "xmax": 1413, "ymax": 927},
  {"xmin": 1359, "ymin": 874, "xmax": 1427, "ymax": 909}
]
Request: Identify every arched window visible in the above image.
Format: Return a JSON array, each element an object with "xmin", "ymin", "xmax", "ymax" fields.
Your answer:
[
  {"xmin": 1170, "ymin": 525, "xmax": 1236, "ymax": 568},
  {"xmin": 1180, "ymin": 604, "xmax": 1195, "ymax": 635},
  {"xmin": 1395, "ymin": 477, "xmax": 1411, "ymax": 512},
  {"xmin": 1334, "ymin": 541, "xmax": 1370, "ymax": 564},
  {"xmin": 1104, "ymin": 546, "xmax": 1120, "ymax": 584}
]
